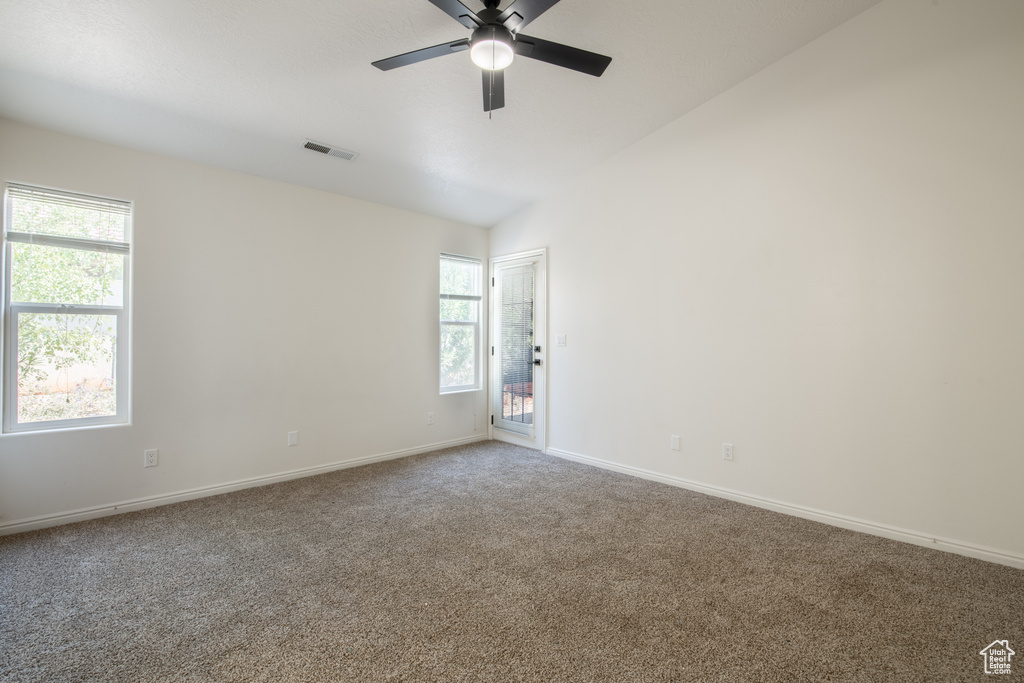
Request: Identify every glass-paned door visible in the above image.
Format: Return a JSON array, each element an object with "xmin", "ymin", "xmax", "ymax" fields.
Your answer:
[{"xmin": 490, "ymin": 251, "xmax": 546, "ymax": 449}]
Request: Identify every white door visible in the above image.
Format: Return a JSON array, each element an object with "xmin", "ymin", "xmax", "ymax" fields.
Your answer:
[{"xmin": 489, "ymin": 250, "xmax": 546, "ymax": 450}]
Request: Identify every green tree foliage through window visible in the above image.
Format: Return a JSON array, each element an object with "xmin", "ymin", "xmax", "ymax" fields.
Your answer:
[
  {"xmin": 440, "ymin": 255, "xmax": 482, "ymax": 392},
  {"xmin": 4, "ymin": 184, "xmax": 130, "ymax": 429}
]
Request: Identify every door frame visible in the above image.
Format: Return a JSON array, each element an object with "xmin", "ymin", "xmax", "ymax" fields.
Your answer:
[{"xmin": 488, "ymin": 248, "xmax": 547, "ymax": 453}]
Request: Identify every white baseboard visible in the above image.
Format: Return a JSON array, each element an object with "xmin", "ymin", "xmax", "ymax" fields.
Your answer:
[
  {"xmin": 546, "ymin": 447, "xmax": 1024, "ymax": 570},
  {"xmin": 0, "ymin": 434, "xmax": 488, "ymax": 536}
]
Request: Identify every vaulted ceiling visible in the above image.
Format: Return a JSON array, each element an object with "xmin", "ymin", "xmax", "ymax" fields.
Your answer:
[{"xmin": 0, "ymin": 0, "xmax": 882, "ymax": 227}]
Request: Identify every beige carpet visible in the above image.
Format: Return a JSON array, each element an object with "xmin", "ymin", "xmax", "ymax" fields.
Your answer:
[{"xmin": 1, "ymin": 441, "xmax": 1021, "ymax": 682}]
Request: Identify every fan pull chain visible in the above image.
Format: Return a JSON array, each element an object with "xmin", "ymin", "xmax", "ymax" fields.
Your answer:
[{"xmin": 489, "ymin": 28, "xmax": 496, "ymax": 119}]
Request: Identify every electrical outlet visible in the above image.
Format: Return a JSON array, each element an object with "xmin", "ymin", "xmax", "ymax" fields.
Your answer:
[
  {"xmin": 670, "ymin": 435, "xmax": 680, "ymax": 451},
  {"xmin": 427, "ymin": 412, "xmax": 434, "ymax": 425},
  {"xmin": 722, "ymin": 443, "xmax": 734, "ymax": 461},
  {"xmin": 287, "ymin": 431, "xmax": 299, "ymax": 447},
  {"xmin": 144, "ymin": 449, "xmax": 159, "ymax": 468}
]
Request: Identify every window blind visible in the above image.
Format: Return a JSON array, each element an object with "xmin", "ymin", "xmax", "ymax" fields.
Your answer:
[
  {"xmin": 6, "ymin": 183, "xmax": 131, "ymax": 245},
  {"xmin": 4, "ymin": 231, "xmax": 130, "ymax": 255},
  {"xmin": 7, "ymin": 183, "xmax": 131, "ymax": 216}
]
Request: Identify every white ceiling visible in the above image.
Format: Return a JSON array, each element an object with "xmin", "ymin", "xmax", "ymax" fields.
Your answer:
[{"xmin": 0, "ymin": 0, "xmax": 882, "ymax": 227}]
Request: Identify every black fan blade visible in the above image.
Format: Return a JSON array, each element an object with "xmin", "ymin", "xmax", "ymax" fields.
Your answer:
[
  {"xmin": 497, "ymin": 0, "xmax": 563, "ymax": 31},
  {"xmin": 426, "ymin": 0, "xmax": 482, "ymax": 29},
  {"xmin": 372, "ymin": 39, "xmax": 470, "ymax": 71},
  {"xmin": 513, "ymin": 35, "xmax": 611, "ymax": 77},
  {"xmin": 483, "ymin": 69, "xmax": 505, "ymax": 111}
]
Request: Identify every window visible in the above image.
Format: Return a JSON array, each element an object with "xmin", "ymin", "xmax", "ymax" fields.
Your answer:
[
  {"xmin": 3, "ymin": 184, "xmax": 132, "ymax": 432},
  {"xmin": 440, "ymin": 254, "xmax": 482, "ymax": 393}
]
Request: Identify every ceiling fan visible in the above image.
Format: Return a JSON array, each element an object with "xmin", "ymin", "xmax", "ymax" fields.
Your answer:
[{"xmin": 372, "ymin": 0, "xmax": 612, "ymax": 112}]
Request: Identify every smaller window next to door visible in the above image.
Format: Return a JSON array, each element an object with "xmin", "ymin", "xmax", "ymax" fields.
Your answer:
[
  {"xmin": 3, "ymin": 183, "xmax": 132, "ymax": 433},
  {"xmin": 439, "ymin": 254, "xmax": 482, "ymax": 393}
]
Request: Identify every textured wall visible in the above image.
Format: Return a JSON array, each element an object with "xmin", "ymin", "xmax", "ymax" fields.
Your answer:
[
  {"xmin": 490, "ymin": 0, "xmax": 1024, "ymax": 564},
  {"xmin": 0, "ymin": 120, "xmax": 489, "ymax": 529}
]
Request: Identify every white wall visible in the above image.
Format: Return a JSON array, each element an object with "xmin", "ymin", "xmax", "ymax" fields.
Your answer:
[
  {"xmin": 491, "ymin": 0, "xmax": 1024, "ymax": 565},
  {"xmin": 0, "ymin": 119, "xmax": 489, "ymax": 530}
]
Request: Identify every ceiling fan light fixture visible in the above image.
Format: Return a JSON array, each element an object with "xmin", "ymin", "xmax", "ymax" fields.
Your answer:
[
  {"xmin": 470, "ymin": 26, "xmax": 514, "ymax": 70},
  {"xmin": 371, "ymin": 0, "xmax": 613, "ymax": 112}
]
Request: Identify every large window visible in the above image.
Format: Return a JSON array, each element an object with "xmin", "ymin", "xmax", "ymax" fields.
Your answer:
[
  {"xmin": 440, "ymin": 254, "xmax": 482, "ymax": 393},
  {"xmin": 3, "ymin": 184, "xmax": 132, "ymax": 432}
]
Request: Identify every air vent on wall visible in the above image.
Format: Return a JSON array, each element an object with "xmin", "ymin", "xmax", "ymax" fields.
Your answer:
[{"xmin": 303, "ymin": 139, "xmax": 359, "ymax": 161}]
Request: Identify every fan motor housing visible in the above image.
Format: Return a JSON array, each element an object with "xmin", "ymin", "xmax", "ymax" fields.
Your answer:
[{"xmin": 471, "ymin": 24, "xmax": 514, "ymax": 48}]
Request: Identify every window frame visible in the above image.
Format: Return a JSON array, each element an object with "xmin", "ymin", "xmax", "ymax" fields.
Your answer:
[
  {"xmin": 439, "ymin": 253, "xmax": 483, "ymax": 394},
  {"xmin": 2, "ymin": 183, "xmax": 133, "ymax": 434}
]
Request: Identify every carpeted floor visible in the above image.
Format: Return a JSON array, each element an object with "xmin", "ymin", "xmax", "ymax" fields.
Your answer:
[{"xmin": 1, "ymin": 441, "xmax": 1021, "ymax": 682}]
